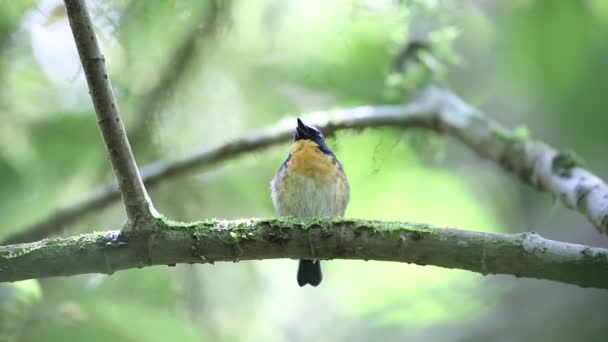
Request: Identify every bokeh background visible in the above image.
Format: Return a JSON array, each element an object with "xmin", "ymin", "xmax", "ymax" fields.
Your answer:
[{"xmin": 1, "ymin": 0, "xmax": 608, "ymax": 341}]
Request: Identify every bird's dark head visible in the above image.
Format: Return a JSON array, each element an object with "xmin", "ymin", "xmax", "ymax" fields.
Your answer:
[{"xmin": 294, "ymin": 118, "xmax": 325, "ymax": 145}]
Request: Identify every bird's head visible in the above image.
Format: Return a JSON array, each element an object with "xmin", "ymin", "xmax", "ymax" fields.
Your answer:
[{"xmin": 294, "ymin": 118, "xmax": 325, "ymax": 146}]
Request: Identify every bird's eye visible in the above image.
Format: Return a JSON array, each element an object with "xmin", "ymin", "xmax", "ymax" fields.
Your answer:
[{"xmin": 310, "ymin": 127, "xmax": 323, "ymax": 139}]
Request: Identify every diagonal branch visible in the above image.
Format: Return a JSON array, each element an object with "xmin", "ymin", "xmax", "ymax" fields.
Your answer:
[
  {"xmin": 1, "ymin": 218, "xmax": 607, "ymax": 289},
  {"xmin": 5, "ymin": 86, "xmax": 608, "ymax": 244},
  {"xmin": 64, "ymin": 0, "xmax": 156, "ymax": 227},
  {"xmin": 128, "ymin": 0, "xmax": 222, "ymax": 147}
]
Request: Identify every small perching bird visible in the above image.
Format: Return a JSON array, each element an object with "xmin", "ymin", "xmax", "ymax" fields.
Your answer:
[{"xmin": 271, "ymin": 118, "xmax": 350, "ymax": 286}]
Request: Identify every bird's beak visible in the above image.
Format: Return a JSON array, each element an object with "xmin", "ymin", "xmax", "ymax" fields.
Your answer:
[
  {"xmin": 296, "ymin": 118, "xmax": 308, "ymax": 136},
  {"xmin": 297, "ymin": 118, "xmax": 307, "ymax": 129}
]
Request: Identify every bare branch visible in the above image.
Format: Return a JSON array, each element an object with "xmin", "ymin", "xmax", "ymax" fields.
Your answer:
[
  {"xmin": 1, "ymin": 218, "xmax": 607, "ymax": 289},
  {"xmin": 64, "ymin": 0, "xmax": 156, "ymax": 227},
  {"xmin": 5, "ymin": 85, "xmax": 608, "ymax": 244}
]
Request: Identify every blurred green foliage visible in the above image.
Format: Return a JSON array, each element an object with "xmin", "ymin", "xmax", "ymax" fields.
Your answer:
[
  {"xmin": 1, "ymin": 0, "xmax": 608, "ymax": 341},
  {"xmin": 0, "ymin": 281, "xmax": 41, "ymax": 341}
]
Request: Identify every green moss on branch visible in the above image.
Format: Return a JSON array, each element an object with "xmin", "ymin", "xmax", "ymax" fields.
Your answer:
[{"xmin": 2, "ymin": 217, "xmax": 608, "ymax": 289}]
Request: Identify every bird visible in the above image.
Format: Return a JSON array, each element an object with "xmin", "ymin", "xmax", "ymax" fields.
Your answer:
[{"xmin": 270, "ymin": 118, "xmax": 350, "ymax": 287}]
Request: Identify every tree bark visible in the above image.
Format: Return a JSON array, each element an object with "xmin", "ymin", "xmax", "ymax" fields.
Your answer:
[
  {"xmin": 1, "ymin": 218, "xmax": 607, "ymax": 289},
  {"xmin": 64, "ymin": 0, "xmax": 157, "ymax": 228}
]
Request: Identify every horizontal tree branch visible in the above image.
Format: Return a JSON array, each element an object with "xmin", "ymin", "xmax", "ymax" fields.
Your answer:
[
  {"xmin": 5, "ymin": 86, "xmax": 608, "ymax": 244},
  {"xmin": 1, "ymin": 218, "xmax": 607, "ymax": 288},
  {"xmin": 64, "ymin": 0, "xmax": 157, "ymax": 227}
]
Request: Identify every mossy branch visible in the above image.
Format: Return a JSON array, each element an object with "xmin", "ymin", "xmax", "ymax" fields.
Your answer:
[
  {"xmin": 5, "ymin": 86, "xmax": 608, "ymax": 244},
  {"xmin": 1, "ymin": 218, "xmax": 607, "ymax": 288}
]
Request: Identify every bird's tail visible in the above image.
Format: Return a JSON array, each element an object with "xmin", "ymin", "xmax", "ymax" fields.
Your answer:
[{"xmin": 297, "ymin": 259, "xmax": 322, "ymax": 287}]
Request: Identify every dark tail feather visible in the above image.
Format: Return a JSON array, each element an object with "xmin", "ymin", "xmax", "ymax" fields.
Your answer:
[{"xmin": 297, "ymin": 260, "xmax": 322, "ymax": 287}]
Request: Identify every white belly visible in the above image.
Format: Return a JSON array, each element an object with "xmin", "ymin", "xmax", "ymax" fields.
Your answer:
[{"xmin": 271, "ymin": 173, "xmax": 343, "ymax": 218}]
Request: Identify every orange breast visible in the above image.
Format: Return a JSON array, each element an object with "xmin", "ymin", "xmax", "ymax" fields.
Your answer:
[
  {"xmin": 287, "ymin": 140, "xmax": 338, "ymax": 183},
  {"xmin": 271, "ymin": 139, "xmax": 350, "ymax": 217}
]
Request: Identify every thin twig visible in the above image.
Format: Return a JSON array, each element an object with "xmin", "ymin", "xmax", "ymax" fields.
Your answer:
[
  {"xmin": 64, "ymin": 0, "xmax": 156, "ymax": 228},
  {"xmin": 129, "ymin": 0, "xmax": 222, "ymax": 147}
]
